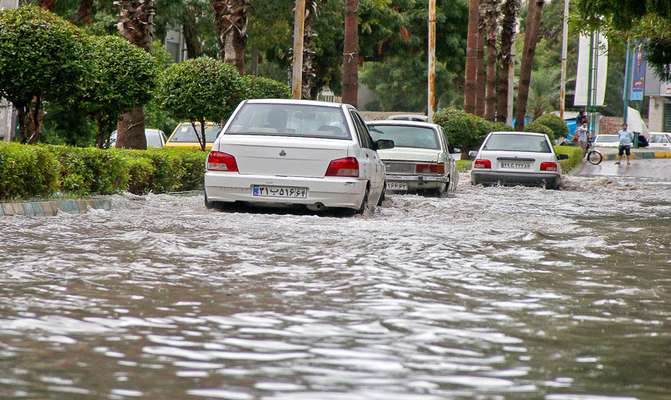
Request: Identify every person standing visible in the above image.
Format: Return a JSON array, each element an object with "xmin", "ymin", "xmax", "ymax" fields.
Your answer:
[
  {"xmin": 616, "ymin": 123, "xmax": 634, "ymax": 165},
  {"xmin": 576, "ymin": 121, "xmax": 589, "ymax": 151}
]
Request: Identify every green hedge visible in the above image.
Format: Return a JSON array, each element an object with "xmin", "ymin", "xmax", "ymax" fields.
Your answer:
[
  {"xmin": 534, "ymin": 114, "xmax": 568, "ymax": 139},
  {"xmin": 555, "ymin": 145, "xmax": 583, "ymax": 173},
  {"xmin": 433, "ymin": 108, "xmax": 513, "ymax": 155},
  {"xmin": 0, "ymin": 143, "xmax": 208, "ymax": 200},
  {"xmin": 524, "ymin": 121, "xmax": 555, "ymax": 142}
]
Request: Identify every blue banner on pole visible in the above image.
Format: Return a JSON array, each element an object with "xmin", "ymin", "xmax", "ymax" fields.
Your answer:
[{"xmin": 631, "ymin": 43, "xmax": 646, "ymax": 101}]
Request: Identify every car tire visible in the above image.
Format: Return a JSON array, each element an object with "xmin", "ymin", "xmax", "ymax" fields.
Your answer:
[
  {"xmin": 377, "ymin": 182, "xmax": 386, "ymax": 206},
  {"xmin": 357, "ymin": 185, "xmax": 371, "ymax": 215},
  {"xmin": 204, "ymin": 191, "xmax": 220, "ymax": 210}
]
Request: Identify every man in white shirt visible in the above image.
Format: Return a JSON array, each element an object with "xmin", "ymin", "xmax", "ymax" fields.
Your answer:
[{"xmin": 616, "ymin": 123, "xmax": 634, "ymax": 165}]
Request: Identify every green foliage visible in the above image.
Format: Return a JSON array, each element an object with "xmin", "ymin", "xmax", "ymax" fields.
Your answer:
[
  {"xmin": 48, "ymin": 145, "xmax": 129, "ymax": 196},
  {"xmin": 125, "ymin": 156, "xmax": 156, "ymax": 195},
  {"xmin": 41, "ymin": 103, "xmax": 96, "ymax": 147},
  {"xmin": 0, "ymin": 143, "xmax": 60, "ymax": 199},
  {"xmin": 534, "ymin": 114, "xmax": 568, "ymax": 138},
  {"xmin": 157, "ymin": 57, "xmax": 244, "ymax": 124},
  {"xmin": 554, "ymin": 145, "xmax": 583, "ymax": 173},
  {"xmin": 0, "ymin": 5, "xmax": 87, "ymax": 107},
  {"xmin": 524, "ymin": 121, "xmax": 555, "ymax": 142},
  {"xmin": 433, "ymin": 108, "xmax": 502, "ymax": 153},
  {"xmin": 241, "ymin": 75, "xmax": 291, "ymax": 99}
]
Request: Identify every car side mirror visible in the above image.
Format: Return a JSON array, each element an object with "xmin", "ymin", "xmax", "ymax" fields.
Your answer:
[
  {"xmin": 468, "ymin": 150, "xmax": 478, "ymax": 160},
  {"xmin": 557, "ymin": 154, "xmax": 569, "ymax": 160},
  {"xmin": 374, "ymin": 139, "xmax": 395, "ymax": 151}
]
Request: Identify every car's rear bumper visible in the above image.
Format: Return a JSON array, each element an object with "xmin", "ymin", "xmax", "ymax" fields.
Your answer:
[
  {"xmin": 204, "ymin": 172, "xmax": 366, "ymax": 209},
  {"xmin": 471, "ymin": 170, "xmax": 560, "ymax": 187},
  {"xmin": 386, "ymin": 174, "xmax": 447, "ymax": 191}
]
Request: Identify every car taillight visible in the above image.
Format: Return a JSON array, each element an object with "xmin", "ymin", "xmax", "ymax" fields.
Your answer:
[
  {"xmin": 207, "ymin": 151, "xmax": 238, "ymax": 172},
  {"xmin": 540, "ymin": 162, "xmax": 558, "ymax": 172},
  {"xmin": 473, "ymin": 159, "xmax": 491, "ymax": 169},
  {"xmin": 416, "ymin": 163, "xmax": 445, "ymax": 174},
  {"xmin": 326, "ymin": 157, "xmax": 359, "ymax": 177}
]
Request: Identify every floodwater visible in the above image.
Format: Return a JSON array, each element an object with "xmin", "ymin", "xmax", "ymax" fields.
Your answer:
[{"xmin": 1, "ymin": 175, "xmax": 670, "ymax": 400}]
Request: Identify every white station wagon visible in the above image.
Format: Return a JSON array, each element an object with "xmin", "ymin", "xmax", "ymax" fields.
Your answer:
[
  {"xmin": 367, "ymin": 120, "xmax": 458, "ymax": 196},
  {"xmin": 204, "ymin": 99, "xmax": 393, "ymax": 214},
  {"xmin": 470, "ymin": 131, "xmax": 568, "ymax": 190}
]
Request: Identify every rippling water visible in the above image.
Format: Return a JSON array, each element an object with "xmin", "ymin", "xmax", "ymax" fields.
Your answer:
[{"xmin": 1, "ymin": 175, "xmax": 670, "ymax": 400}]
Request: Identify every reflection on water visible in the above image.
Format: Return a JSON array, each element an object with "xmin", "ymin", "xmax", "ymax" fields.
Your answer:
[{"xmin": 1, "ymin": 175, "xmax": 670, "ymax": 399}]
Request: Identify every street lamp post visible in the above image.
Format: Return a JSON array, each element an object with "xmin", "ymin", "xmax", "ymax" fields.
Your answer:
[
  {"xmin": 428, "ymin": 0, "xmax": 437, "ymax": 122},
  {"xmin": 559, "ymin": 0, "xmax": 569, "ymax": 120},
  {"xmin": 291, "ymin": 0, "xmax": 307, "ymax": 100}
]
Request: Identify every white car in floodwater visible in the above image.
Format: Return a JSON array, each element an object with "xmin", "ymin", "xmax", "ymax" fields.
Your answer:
[
  {"xmin": 470, "ymin": 131, "xmax": 568, "ymax": 190},
  {"xmin": 204, "ymin": 99, "xmax": 393, "ymax": 214},
  {"xmin": 367, "ymin": 120, "xmax": 458, "ymax": 196}
]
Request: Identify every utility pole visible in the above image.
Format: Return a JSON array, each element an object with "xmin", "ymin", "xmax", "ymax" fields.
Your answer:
[
  {"xmin": 291, "ymin": 0, "xmax": 307, "ymax": 99},
  {"xmin": 428, "ymin": 0, "xmax": 437, "ymax": 122},
  {"xmin": 0, "ymin": 0, "xmax": 18, "ymax": 142},
  {"xmin": 559, "ymin": 0, "xmax": 569, "ymax": 119},
  {"xmin": 623, "ymin": 40, "xmax": 632, "ymax": 125}
]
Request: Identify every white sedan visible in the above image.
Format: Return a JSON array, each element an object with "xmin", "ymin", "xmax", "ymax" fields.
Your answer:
[
  {"xmin": 367, "ymin": 120, "xmax": 458, "ymax": 196},
  {"xmin": 593, "ymin": 134, "xmax": 620, "ymax": 148},
  {"xmin": 470, "ymin": 131, "xmax": 568, "ymax": 190},
  {"xmin": 204, "ymin": 99, "xmax": 392, "ymax": 214},
  {"xmin": 648, "ymin": 132, "xmax": 671, "ymax": 149}
]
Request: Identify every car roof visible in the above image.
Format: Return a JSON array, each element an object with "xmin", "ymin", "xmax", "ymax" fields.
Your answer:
[
  {"xmin": 245, "ymin": 99, "xmax": 344, "ymax": 108},
  {"xmin": 490, "ymin": 131, "xmax": 546, "ymax": 137},
  {"xmin": 367, "ymin": 120, "xmax": 439, "ymax": 129},
  {"xmin": 386, "ymin": 114, "xmax": 428, "ymax": 120}
]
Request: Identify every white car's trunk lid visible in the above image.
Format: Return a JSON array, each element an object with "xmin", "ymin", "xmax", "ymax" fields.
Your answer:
[
  {"xmin": 481, "ymin": 150, "xmax": 555, "ymax": 172},
  {"xmin": 218, "ymin": 135, "xmax": 350, "ymax": 178}
]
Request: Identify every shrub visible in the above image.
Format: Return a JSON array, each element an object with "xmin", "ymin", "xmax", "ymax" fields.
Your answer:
[
  {"xmin": 48, "ymin": 145, "xmax": 129, "ymax": 196},
  {"xmin": 0, "ymin": 143, "xmax": 60, "ymax": 199},
  {"xmin": 157, "ymin": 57, "xmax": 244, "ymax": 151},
  {"xmin": 534, "ymin": 113, "xmax": 568, "ymax": 139},
  {"xmin": 165, "ymin": 149, "xmax": 207, "ymax": 191},
  {"xmin": 241, "ymin": 75, "xmax": 291, "ymax": 99},
  {"xmin": 555, "ymin": 145, "xmax": 583, "ymax": 173},
  {"xmin": 433, "ymin": 108, "xmax": 501, "ymax": 155},
  {"xmin": 524, "ymin": 121, "xmax": 555, "ymax": 142},
  {"xmin": 125, "ymin": 156, "xmax": 156, "ymax": 195},
  {"xmin": 131, "ymin": 150, "xmax": 186, "ymax": 193}
]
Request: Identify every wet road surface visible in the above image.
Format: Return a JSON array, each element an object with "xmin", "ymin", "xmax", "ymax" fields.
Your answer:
[
  {"xmin": 1, "ymin": 174, "xmax": 670, "ymax": 400},
  {"xmin": 576, "ymin": 158, "xmax": 671, "ymax": 180}
]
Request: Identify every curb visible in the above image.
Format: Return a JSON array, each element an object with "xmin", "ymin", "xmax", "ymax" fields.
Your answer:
[
  {"xmin": 0, "ymin": 198, "xmax": 112, "ymax": 217},
  {"xmin": 602, "ymin": 151, "xmax": 671, "ymax": 161}
]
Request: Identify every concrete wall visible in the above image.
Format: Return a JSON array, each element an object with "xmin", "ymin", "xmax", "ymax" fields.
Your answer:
[{"xmin": 648, "ymin": 96, "xmax": 666, "ymax": 132}]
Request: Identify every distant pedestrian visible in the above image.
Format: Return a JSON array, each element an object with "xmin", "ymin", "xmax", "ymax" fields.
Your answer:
[
  {"xmin": 576, "ymin": 121, "xmax": 590, "ymax": 151},
  {"xmin": 616, "ymin": 123, "xmax": 634, "ymax": 165}
]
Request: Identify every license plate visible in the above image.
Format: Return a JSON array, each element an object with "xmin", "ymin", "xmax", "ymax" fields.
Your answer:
[
  {"xmin": 252, "ymin": 185, "xmax": 308, "ymax": 198},
  {"xmin": 500, "ymin": 162, "xmax": 531, "ymax": 169},
  {"xmin": 387, "ymin": 182, "xmax": 408, "ymax": 191}
]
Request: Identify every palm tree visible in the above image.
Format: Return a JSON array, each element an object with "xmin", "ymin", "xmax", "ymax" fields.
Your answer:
[
  {"xmin": 116, "ymin": 0, "xmax": 155, "ymax": 149},
  {"xmin": 482, "ymin": 0, "xmax": 499, "ymax": 121},
  {"xmin": 475, "ymin": 1, "xmax": 486, "ymax": 117},
  {"xmin": 496, "ymin": 0, "xmax": 519, "ymax": 123},
  {"xmin": 302, "ymin": 0, "xmax": 320, "ymax": 99},
  {"xmin": 211, "ymin": 0, "xmax": 250, "ymax": 74},
  {"xmin": 342, "ymin": 0, "xmax": 358, "ymax": 106},
  {"xmin": 515, "ymin": 0, "xmax": 545, "ymax": 130},
  {"xmin": 464, "ymin": 0, "xmax": 479, "ymax": 114},
  {"xmin": 39, "ymin": 0, "xmax": 55, "ymax": 11},
  {"xmin": 76, "ymin": 0, "xmax": 94, "ymax": 25}
]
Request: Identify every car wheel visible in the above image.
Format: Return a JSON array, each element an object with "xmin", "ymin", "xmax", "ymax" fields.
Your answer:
[
  {"xmin": 357, "ymin": 186, "xmax": 371, "ymax": 215},
  {"xmin": 204, "ymin": 191, "xmax": 219, "ymax": 210},
  {"xmin": 377, "ymin": 182, "xmax": 386, "ymax": 206}
]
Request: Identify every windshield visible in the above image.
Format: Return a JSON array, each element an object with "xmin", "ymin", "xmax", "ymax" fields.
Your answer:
[
  {"xmin": 650, "ymin": 134, "xmax": 670, "ymax": 144},
  {"xmin": 368, "ymin": 125, "xmax": 440, "ymax": 150},
  {"xmin": 226, "ymin": 103, "xmax": 350, "ymax": 140},
  {"xmin": 483, "ymin": 134, "xmax": 551, "ymax": 153},
  {"xmin": 169, "ymin": 123, "xmax": 221, "ymax": 143},
  {"xmin": 596, "ymin": 135, "xmax": 618, "ymax": 142},
  {"xmin": 146, "ymin": 130, "xmax": 164, "ymax": 148}
]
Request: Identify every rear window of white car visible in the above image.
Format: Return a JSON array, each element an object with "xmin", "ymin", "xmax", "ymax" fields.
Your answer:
[
  {"xmin": 368, "ymin": 125, "xmax": 440, "ymax": 150},
  {"xmin": 483, "ymin": 134, "xmax": 551, "ymax": 153},
  {"xmin": 226, "ymin": 103, "xmax": 351, "ymax": 140}
]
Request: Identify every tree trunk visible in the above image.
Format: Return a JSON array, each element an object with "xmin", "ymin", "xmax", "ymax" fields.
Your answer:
[
  {"xmin": 211, "ymin": 0, "xmax": 250, "ymax": 74},
  {"xmin": 464, "ymin": 0, "xmax": 479, "ymax": 114},
  {"xmin": 116, "ymin": 0, "xmax": 154, "ymax": 150},
  {"xmin": 483, "ymin": 0, "xmax": 499, "ymax": 121},
  {"xmin": 26, "ymin": 96, "xmax": 44, "ymax": 144},
  {"xmin": 76, "ymin": 0, "xmax": 94, "ymax": 25},
  {"xmin": 16, "ymin": 105, "xmax": 28, "ymax": 144},
  {"xmin": 474, "ymin": 2, "xmax": 486, "ymax": 117},
  {"xmin": 342, "ymin": 0, "xmax": 359, "ymax": 107},
  {"xmin": 39, "ymin": 0, "xmax": 56, "ymax": 11},
  {"xmin": 183, "ymin": 3, "xmax": 203, "ymax": 59},
  {"xmin": 497, "ymin": 0, "xmax": 519, "ymax": 123},
  {"xmin": 302, "ymin": 0, "xmax": 318, "ymax": 100},
  {"xmin": 515, "ymin": 0, "xmax": 544, "ymax": 131}
]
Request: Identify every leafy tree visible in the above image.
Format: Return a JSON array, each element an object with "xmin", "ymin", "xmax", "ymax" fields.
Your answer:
[
  {"xmin": 534, "ymin": 113, "xmax": 568, "ymax": 139},
  {"xmin": 83, "ymin": 35, "xmax": 158, "ymax": 148},
  {"xmin": 0, "ymin": 5, "xmax": 87, "ymax": 144},
  {"xmin": 433, "ymin": 107, "xmax": 497, "ymax": 157},
  {"xmin": 157, "ymin": 57, "xmax": 244, "ymax": 151},
  {"xmin": 241, "ymin": 75, "xmax": 291, "ymax": 99},
  {"xmin": 524, "ymin": 121, "xmax": 554, "ymax": 141}
]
